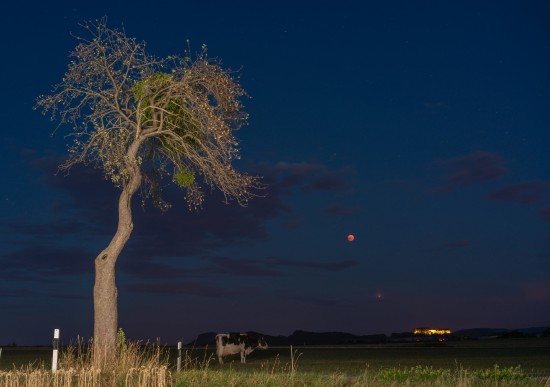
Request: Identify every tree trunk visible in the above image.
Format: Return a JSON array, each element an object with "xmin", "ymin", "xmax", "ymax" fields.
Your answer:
[
  {"xmin": 93, "ymin": 140, "xmax": 142, "ymax": 368},
  {"xmin": 93, "ymin": 254, "xmax": 118, "ymax": 367}
]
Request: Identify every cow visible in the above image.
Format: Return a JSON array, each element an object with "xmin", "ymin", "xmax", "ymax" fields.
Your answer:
[{"xmin": 215, "ymin": 333, "xmax": 268, "ymax": 364}]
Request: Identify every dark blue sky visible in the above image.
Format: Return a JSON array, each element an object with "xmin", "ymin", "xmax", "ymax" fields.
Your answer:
[{"xmin": 1, "ymin": 1, "xmax": 549, "ymax": 345}]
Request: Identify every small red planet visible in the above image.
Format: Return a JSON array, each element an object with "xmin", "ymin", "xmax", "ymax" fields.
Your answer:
[{"xmin": 347, "ymin": 234, "xmax": 355, "ymax": 242}]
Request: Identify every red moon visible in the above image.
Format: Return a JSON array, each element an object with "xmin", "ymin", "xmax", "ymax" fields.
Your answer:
[{"xmin": 347, "ymin": 234, "xmax": 355, "ymax": 242}]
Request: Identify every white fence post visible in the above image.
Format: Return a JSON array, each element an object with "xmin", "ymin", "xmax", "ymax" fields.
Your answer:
[
  {"xmin": 177, "ymin": 341, "xmax": 182, "ymax": 372},
  {"xmin": 52, "ymin": 329, "xmax": 60, "ymax": 372}
]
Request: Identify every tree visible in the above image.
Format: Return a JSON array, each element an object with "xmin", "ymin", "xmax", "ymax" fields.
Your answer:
[{"xmin": 36, "ymin": 19, "xmax": 261, "ymax": 366}]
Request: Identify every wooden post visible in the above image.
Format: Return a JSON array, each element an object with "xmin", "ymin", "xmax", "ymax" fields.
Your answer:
[
  {"xmin": 52, "ymin": 329, "xmax": 60, "ymax": 372},
  {"xmin": 177, "ymin": 341, "xmax": 182, "ymax": 372},
  {"xmin": 290, "ymin": 345, "xmax": 294, "ymax": 374}
]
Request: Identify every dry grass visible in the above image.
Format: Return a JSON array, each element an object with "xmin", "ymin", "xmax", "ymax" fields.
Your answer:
[{"xmin": 0, "ymin": 340, "xmax": 171, "ymax": 387}]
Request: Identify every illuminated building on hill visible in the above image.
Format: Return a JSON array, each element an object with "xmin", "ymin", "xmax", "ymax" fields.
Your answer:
[{"xmin": 412, "ymin": 328, "xmax": 452, "ymax": 335}]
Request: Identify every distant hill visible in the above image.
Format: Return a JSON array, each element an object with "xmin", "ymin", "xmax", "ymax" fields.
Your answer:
[
  {"xmin": 186, "ymin": 331, "xmax": 288, "ymax": 346},
  {"xmin": 287, "ymin": 330, "xmax": 387, "ymax": 345},
  {"xmin": 517, "ymin": 326, "xmax": 550, "ymax": 335},
  {"xmin": 452, "ymin": 328, "xmax": 509, "ymax": 338},
  {"xmin": 186, "ymin": 326, "xmax": 550, "ymax": 346},
  {"xmin": 188, "ymin": 332, "xmax": 217, "ymax": 346},
  {"xmin": 186, "ymin": 330, "xmax": 387, "ymax": 346},
  {"xmin": 453, "ymin": 326, "xmax": 550, "ymax": 338}
]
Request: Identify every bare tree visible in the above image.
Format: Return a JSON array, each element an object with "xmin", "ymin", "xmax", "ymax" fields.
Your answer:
[{"xmin": 36, "ymin": 18, "xmax": 261, "ymax": 366}]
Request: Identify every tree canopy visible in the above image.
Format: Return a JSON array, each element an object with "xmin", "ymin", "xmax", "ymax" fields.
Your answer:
[{"xmin": 37, "ymin": 18, "xmax": 260, "ymax": 211}]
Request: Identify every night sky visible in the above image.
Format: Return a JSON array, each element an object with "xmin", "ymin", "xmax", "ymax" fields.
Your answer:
[{"xmin": 1, "ymin": 1, "xmax": 549, "ymax": 345}]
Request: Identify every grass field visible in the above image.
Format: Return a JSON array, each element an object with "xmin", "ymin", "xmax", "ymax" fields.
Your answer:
[
  {"xmin": 2, "ymin": 338, "xmax": 549, "ymax": 373},
  {"xmin": 170, "ymin": 338, "xmax": 550, "ymax": 375},
  {"xmin": 0, "ymin": 347, "xmax": 51, "ymax": 371},
  {"xmin": 1, "ymin": 338, "xmax": 549, "ymax": 385}
]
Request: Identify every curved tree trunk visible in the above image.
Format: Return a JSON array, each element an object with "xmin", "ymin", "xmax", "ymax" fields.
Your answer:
[{"xmin": 93, "ymin": 140, "xmax": 142, "ymax": 368}]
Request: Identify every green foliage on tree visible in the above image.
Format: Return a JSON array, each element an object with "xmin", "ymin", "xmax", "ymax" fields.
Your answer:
[{"xmin": 173, "ymin": 169, "xmax": 195, "ymax": 187}]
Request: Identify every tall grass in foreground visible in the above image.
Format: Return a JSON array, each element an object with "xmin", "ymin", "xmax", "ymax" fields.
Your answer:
[
  {"xmin": 0, "ymin": 342, "xmax": 549, "ymax": 386},
  {"xmin": 0, "ymin": 340, "xmax": 171, "ymax": 387}
]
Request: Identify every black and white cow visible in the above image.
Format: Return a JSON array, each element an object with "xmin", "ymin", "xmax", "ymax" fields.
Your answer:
[{"xmin": 215, "ymin": 333, "xmax": 268, "ymax": 364}]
